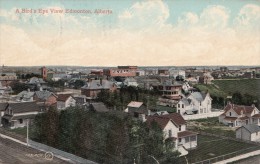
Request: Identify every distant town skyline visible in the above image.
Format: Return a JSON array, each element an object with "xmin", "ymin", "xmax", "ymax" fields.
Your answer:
[{"xmin": 0, "ymin": 0, "xmax": 259, "ymax": 66}]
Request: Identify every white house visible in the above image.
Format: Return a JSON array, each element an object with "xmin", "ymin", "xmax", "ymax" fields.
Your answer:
[
  {"xmin": 219, "ymin": 103, "xmax": 259, "ymax": 127},
  {"xmin": 123, "ymin": 77, "xmax": 138, "ymax": 87},
  {"xmin": 145, "ymin": 113, "xmax": 197, "ymax": 153},
  {"xmin": 1, "ymin": 102, "xmax": 40, "ymax": 129},
  {"xmin": 57, "ymin": 94, "xmax": 76, "ymax": 110},
  {"xmin": 236, "ymin": 124, "xmax": 260, "ymax": 142},
  {"xmin": 177, "ymin": 92, "xmax": 212, "ymax": 116}
]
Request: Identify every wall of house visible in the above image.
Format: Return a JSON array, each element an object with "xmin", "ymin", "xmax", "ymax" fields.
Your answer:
[
  {"xmin": 11, "ymin": 119, "xmax": 29, "ymax": 129},
  {"xmin": 225, "ymin": 109, "xmax": 239, "ymax": 117},
  {"xmin": 182, "ymin": 136, "xmax": 197, "ymax": 149},
  {"xmin": 57, "ymin": 101, "xmax": 65, "ymax": 110},
  {"xmin": 251, "ymin": 132, "xmax": 260, "ymax": 141},
  {"xmin": 46, "ymin": 95, "xmax": 57, "ymax": 106},
  {"xmin": 65, "ymin": 97, "xmax": 76, "ymax": 108},
  {"xmin": 163, "ymin": 121, "xmax": 179, "ymax": 139},
  {"xmin": 236, "ymin": 127, "xmax": 251, "ymax": 141}
]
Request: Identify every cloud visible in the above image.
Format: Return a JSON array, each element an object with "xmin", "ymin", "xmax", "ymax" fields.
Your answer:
[
  {"xmin": 118, "ymin": 1, "xmax": 169, "ymax": 30},
  {"xmin": 234, "ymin": 4, "xmax": 260, "ymax": 30},
  {"xmin": 0, "ymin": 3, "xmax": 259, "ymax": 66}
]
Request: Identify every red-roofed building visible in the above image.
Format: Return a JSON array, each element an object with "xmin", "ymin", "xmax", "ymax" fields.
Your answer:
[
  {"xmin": 219, "ymin": 102, "xmax": 260, "ymax": 127},
  {"xmin": 145, "ymin": 113, "xmax": 197, "ymax": 151},
  {"xmin": 57, "ymin": 94, "xmax": 76, "ymax": 110}
]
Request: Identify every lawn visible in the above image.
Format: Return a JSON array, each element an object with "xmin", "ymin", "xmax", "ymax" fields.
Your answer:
[
  {"xmin": 213, "ymin": 79, "xmax": 260, "ymax": 98},
  {"xmin": 8, "ymin": 127, "xmax": 27, "ymax": 136},
  {"xmin": 187, "ymin": 117, "xmax": 236, "ymax": 138},
  {"xmin": 185, "ymin": 135, "xmax": 259, "ymax": 163}
]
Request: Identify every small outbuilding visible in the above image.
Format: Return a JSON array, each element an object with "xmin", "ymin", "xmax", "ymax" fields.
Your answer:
[{"xmin": 236, "ymin": 124, "xmax": 260, "ymax": 142}]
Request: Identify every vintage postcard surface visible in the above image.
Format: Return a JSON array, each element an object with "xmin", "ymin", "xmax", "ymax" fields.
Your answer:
[{"xmin": 0, "ymin": 0, "xmax": 260, "ymax": 164}]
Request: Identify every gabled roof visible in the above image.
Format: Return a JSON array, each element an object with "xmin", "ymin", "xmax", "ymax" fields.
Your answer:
[
  {"xmin": 238, "ymin": 124, "xmax": 260, "ymax": 133},
  {"xmin": 145, "ymin": 113, "xmax": 186, "ymax": 130},
  {"xmin": 252, "ymin": 114, "xmax": 260, "ymax": 118},
  {"xmin": 35, "ymin": 90, "xmax": 57, "ymax": 100},
  {"xmin": 57, "ymin": 94, "xmax": 73, "ymax": 102},
  {"xmin": 189, "ymin": 92, "xmax": 206, "ymax": 101},
  {"xmin": 81, "ymin": 80, "xmax": 115, "ymax": 90},
  {"xmin": 6, "ymin": 102, "xmax": 39, "ymax": 114},
  {"xmin": 145, "ymin": 116, "xmax": 171, "ymax": 129},
  {"xmin": 90, "ymin": 103, "xmax": 109, "ymax": 112},
  {"xmin": 180, "ymin": 98, "xmax": 191, "ymax": 106},
  {"xmin": 224, "ymin": 103, "xmax": 256, "ymax": 115},
  {"xmin": 127, "ymin": 101, "xmax": 143, "ymax": 108},
  {"xmin": 160, "ymin": 113, "xmax": 186, "ymax": 125}
]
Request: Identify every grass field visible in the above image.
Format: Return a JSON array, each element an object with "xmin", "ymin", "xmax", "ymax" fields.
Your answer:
[
  {"xmin": 213, "ymin": 79, "xmax": 260, "ymax": 98},
  {"xmin": 187, "ymin": 117, "xmax": 236, "ymax": 138},
  {"xmin": 185, "ymin": 135, "xmax": 259, "ymax": 163},
  {"xmin": 195, "ymin": 79, "xmax": 260, "ymax": 98}
]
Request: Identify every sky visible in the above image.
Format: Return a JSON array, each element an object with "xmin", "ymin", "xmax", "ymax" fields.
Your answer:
[{"xmin": 0, "ymin": 0, "xmax": 259, "ymax": 66}]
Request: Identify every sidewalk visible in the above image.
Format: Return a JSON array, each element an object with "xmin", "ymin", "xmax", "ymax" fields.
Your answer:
[
  {"xmin": 0, "ymin": 132, "xmax": 72, "ymax": 163},
  {"xmin": 214, "ymin": 150, "xmax": 260, "ymax": 164}
]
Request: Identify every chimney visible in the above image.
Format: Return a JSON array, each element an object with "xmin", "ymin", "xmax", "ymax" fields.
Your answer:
[
  {"xmin": 27, "ymin": 88, "xmax": 30, "ymax": 92},
  {"xmin": 100, "ymin": 78, "xmax": 102, "ymax": 86},
  {"xmin": 252, "ymin": 104, "xmax": 255, "ymax": 108}
]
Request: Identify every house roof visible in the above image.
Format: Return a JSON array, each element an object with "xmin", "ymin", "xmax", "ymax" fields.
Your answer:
[
  {"xmin": 189, "ymin": 92, "xmax": 207, "ymax": 101},
  {"xmin": 252, "ymin": 114, "xmax": 260, "ymax": 118},
  {"xmin": 145, "ymin": 113, "xmax": 186, "ymax": 130},
  {"xmin": 6, "ymin": 102, "xmax": 39, "ymax": 114},
  {"xmin": 127, "ymin": 101, "xmax": 143, "ymax": 108},
  {"xmin": 145, "ymin": 116, "xmax": 170, "ymax": 129},
  {"xmin": 35, "ymin": 90, "xmax": 57, "ymax": 100},
  {"xmin": 28, "ymin": 77, "xmax": 46, "ymax": 84},
  {"xmin": 57, "ymin": 94, "xmax": 72, "ymax": 102},
  {"xmin": 238, "ymin": 124, "xmax": 260, "ymax": 133},
  {"xmin": 0, "ymin": 102, "xmax": 8, "ymax": 111},
  {"xmin": 81, "ymin": 80, "xmax": 115, "ymax": 90},
  {"xmin": 178, "ymin": 131, "xmax": 197, "ymax": 138},
  {"xmin": 224, "ymin": 117, "xmax": 238, "ymax": 121},
  {"xmin": 180, "ymin": 98, "xmax": 192, "ymax": 106},
  {"xmin": 239, "ymin": 116, "xmax": 249, "ymax": 120},
  {"xmin": 160, "ymin": 113, "xmax": 186, "ymax": 125},
  {"xmin": 17, "ymin": 91, "xmax": 35, "ymax": 99},
  {"xmin": 90, "ymin": 103, "xmax": 109, "ymax": 112},
  {"xmin": 224, "ymin": 103, "xmax": 256, "ymax": 115}
]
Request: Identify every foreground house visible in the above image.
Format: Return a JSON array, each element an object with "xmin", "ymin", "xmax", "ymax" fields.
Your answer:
[
  {"xmin": 1, "ymin": 102, "xmax": 40, "ymax": 129},
  {"xmin": 219, "ymin": 103, "xmax": 260, "ymax": 127},
  {"xmin": 146, "ymin": 113, "xmax": 198, "ymax": 152},
  {"xmin": 236, "ymin": 124, "xmax": 260, "ymax": 142},
  {"xmin": 177, "ymin": 92, "xmax": 212, "ymax": 115}
]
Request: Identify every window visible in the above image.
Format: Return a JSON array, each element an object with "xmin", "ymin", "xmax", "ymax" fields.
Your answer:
[
  {"xmin": 200, "ymin": 101, "xmax": 201, "ymax": 106},
  {"xmin": 191, "ymin": 136, "xmax": 196, "ymax": 141},
  {"xmin": 185, "ymin": 137, "xmax": 189, "ymax": 143},
  {"xmin": 178, "ymin": 110, "xmax": 180, "ymax": 114},
  {"xmin": 178, "ymin": 104, "xmax": 180, "ymax": 108},
  {"xmin": 229, "ymin": 112, "xmax": 231, "ymax": 116},
  {"xmin": 19, "ymin": 119, "xmax": 23, "ymax": 124},
  {"xmin": 179, "ymin": 126, "xmax": 181, "ymax": 131},
  {"xmin": 178, "ymin": 138, "xmax": 182, "ymax": 143},
  {"xmin": 182, "ymin": 104, "xmax": 184, "ymax": 108},
  {"xmin": 169, "ymin": 130, "xmax": 172, "ymax": 137}
]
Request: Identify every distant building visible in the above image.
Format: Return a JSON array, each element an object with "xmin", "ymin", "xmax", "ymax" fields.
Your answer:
[
  {"xmin": 40, "ymin": 67, "xmax": 47, "ymax": 80},
  {"xmin": 236, "ymin": 124, "xmax": 260, "ymax": 142},
  {"xmin": 158, "ymin": 69, "xmax": 169, "ymax": 76},
  {"xmin": 103, "ymin": 66, "xmax": 137, "ymax": 77},
  {"xmin": 81, "ymin": 79, "xmax": 117, "ymax": 98}
]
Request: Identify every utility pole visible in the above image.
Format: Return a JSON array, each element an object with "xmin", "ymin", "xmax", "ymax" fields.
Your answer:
[{"xmin": 27, "ymin": 119, "xmax": 29, "ymax": 146}]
